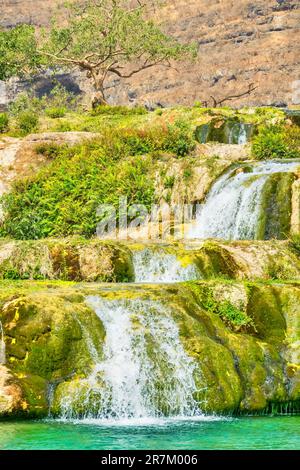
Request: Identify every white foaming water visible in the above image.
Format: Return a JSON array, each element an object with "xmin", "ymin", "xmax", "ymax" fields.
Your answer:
[
  {"xmin": 0, "ymin": 320, "xmax": 5, "ymax": 364},
  {"xmin": 188, "ymin": 161, "xmax": 299, "ymax": 240},
  {"xmin": 58, "ymin": 297, "xmax": 202, "ymax": 421},
  {"xmin": 237, "ymin": 124, "xmax": 247, "ymax": 145},
  {"xmin": 132, "ymin": 248, "xmax": 200, "ymax": 283},
  {"xmin": 227, "ymin": 123, "xmax": 248, "ymax": 145}
]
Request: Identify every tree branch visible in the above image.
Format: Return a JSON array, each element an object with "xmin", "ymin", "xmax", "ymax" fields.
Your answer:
[
  {"xmin": 210, "ymin": 83, "xmax": 258, "ymax": 107},
  {"xmin": 109, "ymin": 59, "xmax": 173, "ymax": 78},
  {"xmin": 37, "ymin": 50, "xmax": 94, "ymax": 70}
]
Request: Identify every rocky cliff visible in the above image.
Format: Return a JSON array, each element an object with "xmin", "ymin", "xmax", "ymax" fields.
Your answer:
[{"xmin": 0, "ymin": 0, "xmax": 299, "ymax": 107}]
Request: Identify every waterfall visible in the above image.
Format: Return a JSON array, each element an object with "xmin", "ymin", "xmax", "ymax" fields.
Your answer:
[
  {"xmin": 0, "ymin": 320, "xmax": 5, "ymax": 365},
  {"xmin": 132, "ymin": 248, "xmax": 200, "ymax": 283},
  {"xmin": 229, "ymin": 123, "xmax": 247, "ymax": 145},
  {"xmin": 58, "ymin": 297, "xmax": 202, "ymax": 421},
  {"xmin": 188, "ymin": 161, "xmax": 299, "ymax": 240},
  {"xmin": 196, "ymin": 121, "xmax": 254, "ymax": 145}
]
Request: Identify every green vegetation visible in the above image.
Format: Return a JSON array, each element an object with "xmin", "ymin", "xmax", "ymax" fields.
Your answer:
[
  {"xmin": 0, "ymin": 139, "xmax": 155, "ymax": 239},
  {"xmin": 5, "ymin": 84, "xmax": 78, "ymax": 135},
  {"xmin": 91, "ymin": 105, "xmax": 147, "ymax": 116},
  {"xmin": 0, "ymin": 114, "xmax": 199, "ymax": 239},
  {"xmin": 290, "ymin": 234, "xmax": 300, "ymax": 255},
  {"xmin": 252, "ymin": 124, "xmax": 300, "ymax": 160},
  {"xmin": 0, "ymin": 112, "xmax": 9, "ymax": 133},
  {"xmin": 16, "ymin": 111, "xmax": 39, "ymax": 135},
  {"xmin": 257, "ymin": 172, "xmax": 295, "ymax": 240},
  {"xmin": 0, "ymin": 0, "xmax": 196, "ymax": 106},
  {"xmin": 45, "ymin": 107, "xmax": 66, "ymax": 119},
  {"xmin": 199, "ymin": 288, "xmax": 255, "ymax": 331},
  {"xmin": 0, "ymin": 24, "xmax": 41, "ymax": 80}
]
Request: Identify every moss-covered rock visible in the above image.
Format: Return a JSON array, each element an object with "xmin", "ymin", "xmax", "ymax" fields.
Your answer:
[
  {"xmin": 0, "ymin": 239, "xmax": 134, "ymax": 283},
  {"xmin": 0, "ymin": 280, "xmax": 299, "ymax": 418},
  {"xmin": 1, "ymin": 239, "xmax": 300, "ymax": 283},
  {"xmin": 257, "ymin": 172, "xmax": 296, "ymax": 240}
]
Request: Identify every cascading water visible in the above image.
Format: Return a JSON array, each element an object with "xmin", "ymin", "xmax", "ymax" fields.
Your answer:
[
  {"xmin": 0, "ymin": 320, "xmax": 5, "ymax": 364},
  {"xmin": 58, "ymin": 297, "xmax": 202, "ymax": 421},
  {"xmin": 132, "ymin": 248, "xmax": 200, "ymax": 283},
  {"xmin": 196, "ymin": 121, "xmax": 254, "ymax": 145},
  {"xmin": 229, "ymin": 123, "xmax": 248, "ymax": 145},
  {"xmin": 188, "ymin": 161, "xmax": 299, "ymax": 240}
]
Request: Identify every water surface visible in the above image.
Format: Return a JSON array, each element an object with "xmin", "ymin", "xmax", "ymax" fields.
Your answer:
[{"xmin": 0, "ymin": 416, "xmax": 299, "ymax": 450}]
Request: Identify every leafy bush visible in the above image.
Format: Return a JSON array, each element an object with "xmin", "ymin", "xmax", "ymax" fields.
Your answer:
[
  {"xmin": 35, "ymin": 143, "xmax": 66, "ymax": 159},
  {"xmin": 45, "ymin": 107, "xmax": 66, "ymax": 118},
  {"xmin": 9, "ymin": 92, "xmax": 42, "ymax": 117},
  {"xmin": 164, "ymin": 119, "xmax": 196, "ymax": 157},
  {"xmin": 0, "ymin": 115, "xmax": 196, "ymax": 238},
  {"xmin": 118, "ymin": 119, "xmax": 195, "ymax": 157},
  {"xmin": 90, "ymin": 119, "xmax": 196, "ymax": 158},
  {"xmin": 54, "ymin": 121, "xmax": 73, "ymax": 132},
  {"xmin": 164, "ymin": 175, "xmax": 175, "ymax": 188},
  {"xmin": 252, "ymin": 124, "xmax": 300, "ymax": 160},
  {"xmin": 8, "ymin": 84, "xmax": 78, "ymax": 124},
  {"xmin": 201, "ymin": 290, "xmax": 255, "ymax": 331},
  {"xmin": 0, "ymin": 113, "xmax": 9, "ymax": 133},
  {"xmin": 0, "ymin": 140, "xmax": 155, "ymax": 239},
  {"xmin": 16, "ymin": 111, "xmax": 39, "ymax": 135},
  {"xmin": 91, "ymin": 105, "xmax": 147, "ymax": 116},
  {"xmin": 46, "ymin": 83, "xmax": 78, "ymax": 111},
  {"xmin": 193, "ymin": 101, "xmax": 203, "ymax": 108}
]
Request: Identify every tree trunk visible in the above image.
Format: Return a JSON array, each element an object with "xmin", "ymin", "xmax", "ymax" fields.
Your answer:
[
  {"xmin": 92, "ymin": 76, "xmax": 108, "ymax": 108},
  {"xmin": 92, "ymin": 92, "xmax": 108, "ymax": 109}
]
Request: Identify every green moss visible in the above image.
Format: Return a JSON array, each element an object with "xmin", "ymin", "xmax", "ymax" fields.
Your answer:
[
  {"xmin": 196, "ymin": 241, "xmax": 241, "ymax": 279},
  {"xmin": 246, "ymin": 284, "xmax": 286, "ymax": 342},
  {"xmin": 0, "ymin": 280, "xmax": 299, "ymax": 417},
  {"xmin": 189, "ymin": 283, "xmax": 254, "ymax": 332},
  {"xmin": 257, "ymin": 172, "xmax": 295, "ymax": 239}
]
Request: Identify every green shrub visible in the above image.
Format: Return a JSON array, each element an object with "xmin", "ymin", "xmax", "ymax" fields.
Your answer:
[
  {"xmin": 285, "ymin": 125, "xmax": 300, "ymax": 151},
  {"xmin": 45, "ymin": 107, "xmax": 66, "ymax": 118},
  {"xmin": 164, "ymin": 119, "xmax": 196, "ymax": 157},
  {"xmin": 193, "ymin": 101, "xmax": 203, "ymax": 108},
  {"xmin": 183, "ymin": 168, "xmax": 192, "ymax": 178},
  {"xmin": 16, "ymin": 111, "xmax": 39, "ymax": 135},
  {"xmin": 201, "ymin": 290, "xmax": 255, "ymax": 331},
  {"xmin": 252, "ymin": 125, "xmax": 300, "ymax": 160},
  {"xmin": 46, "ymin": 83, "xmax": 78, "ymax": 111},
  {"xmin": 8, "ymin": 92, "xmax": 41, "ymax": 117},
  {"xmin": 100, "ymin": 119, "xmax": 195, "ymax": 158},
  {"xmin": 0, "ymin": 140, "xmax": 155, "ymax": 239},
  {"xmin": 0, "ymin": 112, "xmax": 9, "ymax": 133},
  {"xmin": 91, "ymin": 105, "xmax": 147, "ymax": 116},
  {"xmin": 35, "ymin": 143, "xmax": 66, "ymax": 159},
  {"xmin": 164, "ymin": 175, "xmax": 175, "ymax": 188},
  {"xmin": 8, "ymin": 84, "xmax": 78, "ymax": 126},
  {"xmin": 54, "ymin": 121, "xmax": 72, "ymax": 132}
]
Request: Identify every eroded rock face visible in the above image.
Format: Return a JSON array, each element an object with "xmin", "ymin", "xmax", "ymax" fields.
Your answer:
[
  {"xmin": 0, "ymin": 281, "xmax": 299, "ymax": 418},
  {"xmin": 1, "ymin": 0, "xmax": 299, "ymax": 107},
  {"xmin": 0, "ymin": 365, "xmax": 23, "ymax": 416},
  {"xmin": 0, "ymin": 239, "xmax": 299, "ymax": 283}
]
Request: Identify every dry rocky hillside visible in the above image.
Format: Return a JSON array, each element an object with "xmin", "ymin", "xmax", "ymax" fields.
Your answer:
[{"xmin": 0, "ymin": 0, "xmax": 299, "ymax": 108}]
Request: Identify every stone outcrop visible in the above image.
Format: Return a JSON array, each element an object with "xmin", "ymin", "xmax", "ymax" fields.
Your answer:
[
  {"xmin": 0, "ymin": 0, "xmax": 299, "ymax": 107},
  {"xmin": 0, "ymin": 238, "xmax": 300, "ymax": 282},
  {"xmin": 0, "ymin": 280, "xmax": 299, "ymax": 417}
]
